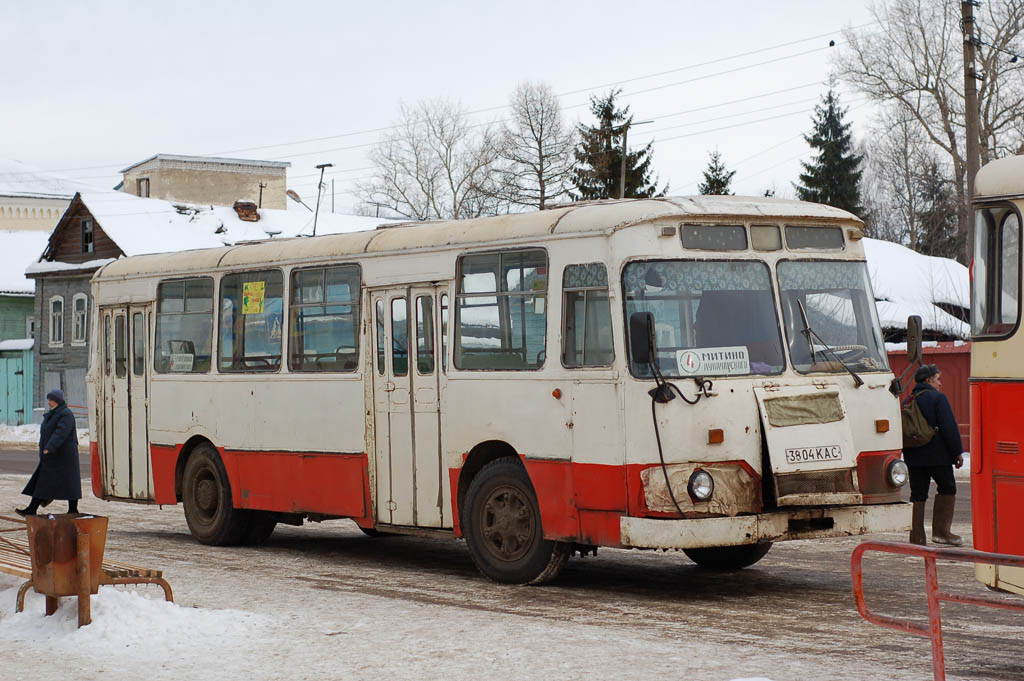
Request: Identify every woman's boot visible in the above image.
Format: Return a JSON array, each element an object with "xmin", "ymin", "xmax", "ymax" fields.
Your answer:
[
  {"xmin": 931, "ymin": 494, "xmax": 964, "ymax": 546},
  {"xmin": 15, "ymin": 498, "xmax": 42, "ymax": 516},
  {"xmin": 909, "ymin": 501, "xmax": 927, "ymax": 545}
]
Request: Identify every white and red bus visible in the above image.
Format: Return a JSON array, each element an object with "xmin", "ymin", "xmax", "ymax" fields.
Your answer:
[
  {"xmin": 970, "ymin": 155, "xmax": 1024, "ymax": 595},
  {"xmin": 88, "ymin": 196, "xmax": 910, "ymax": 584}
]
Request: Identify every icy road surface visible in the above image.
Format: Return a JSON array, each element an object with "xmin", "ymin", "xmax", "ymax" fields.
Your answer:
[{"xmin": 0, "ymin": 474, "xmax": 1020, "ymax": 681}]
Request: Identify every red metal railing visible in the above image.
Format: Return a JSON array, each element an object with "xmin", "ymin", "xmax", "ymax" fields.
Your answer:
[{"xmin": 851, "ymin": 540, "xmax": 1024, "ymax": 681}]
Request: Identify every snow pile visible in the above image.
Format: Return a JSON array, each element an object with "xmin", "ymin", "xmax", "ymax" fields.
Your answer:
[
  {"xmin": 863, "ymin": 238, "xmax": 969, "ymax": 339},
  {"xmin": 0, "ymin": 575, "xmax": 273, "ymax": 669},
  {"xmin": 0, "ymin": 423, "xmax": 90, "ymax": 446},
  {"xmin": 0, "ymin": 158, "xmax": 99, "ymax": 199},
  {"xmin": 0, "ymin": 230, "xmax": 51, "ymax": 293}
]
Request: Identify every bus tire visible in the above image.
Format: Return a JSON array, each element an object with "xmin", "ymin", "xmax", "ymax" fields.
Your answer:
[
  {"xmin": 463, "ymin": 457, "xmax": 570, "ymax": 585},
  {"xmin": 182, "ymin": 444, "xmax": 248, "ymax": 546},
  {"xmin": 241, "ymin": 511, "xmax": 277, "ymax": 545},
  {"xmin": 683, "ymin": 542, "xmax": 773, "ymax": 570}
]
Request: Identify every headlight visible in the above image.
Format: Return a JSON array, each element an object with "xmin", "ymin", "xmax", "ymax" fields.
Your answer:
[
  {"xmin": 688, "ymin": 469, "xmax": 715, "ymax": 501},
  {"xmin": 887, "ymin": 459, "xmax": 909, "ymax": 488}
]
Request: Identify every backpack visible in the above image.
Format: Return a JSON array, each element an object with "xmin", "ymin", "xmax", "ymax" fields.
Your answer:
[{"xmin": 901, "ymin": 393, "xmax": 937, "ymax": 448}]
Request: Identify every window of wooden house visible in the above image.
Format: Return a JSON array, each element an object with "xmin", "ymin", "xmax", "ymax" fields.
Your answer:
[
  {"xmin": 81, "ymin": 217, "xmax": 94, "ymax": 254},
  {"xmin": 72, "ymin": 293, "xmax": 88, "ymax": 344},
  {"xmin": 49, "ymin": 296, "xmax": 64, "ymax": 346}
]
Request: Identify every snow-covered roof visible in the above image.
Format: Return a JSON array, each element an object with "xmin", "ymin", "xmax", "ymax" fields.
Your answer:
[
  {"xmin": 0, "ymin": 338, "xmax": 33, "ymax": 351},
  {"xmin": 0, "ymin": 159, "xmax": 99, "ymax": 200},
  {"xmin": 0, "ymin": 230, "xmax": 51, "ymax": 293},
  {"xmin": 120, "ymin": 154, "xmax": 291, "ymax": 173},
  {"xmin": 35, "ymin": 191, "xmax": 399, "ymax": 269},
  {"xmin": 863, "ymin": 237, "xmax": 969, "ymax": 338}
]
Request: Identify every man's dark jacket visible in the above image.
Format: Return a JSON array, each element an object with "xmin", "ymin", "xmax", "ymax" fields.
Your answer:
[
  {"xmin": 22, "ymin": 401, "xmax": 82, "ymax": 500},
  {"xmin": 902, "ymin": 382, "xmax": 962, "ymax": 467}
]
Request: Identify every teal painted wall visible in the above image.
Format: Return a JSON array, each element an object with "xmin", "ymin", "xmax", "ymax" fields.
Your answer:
[{"xmin": 0, "ymin": 295, "xmax": 34, "ymax": 342}]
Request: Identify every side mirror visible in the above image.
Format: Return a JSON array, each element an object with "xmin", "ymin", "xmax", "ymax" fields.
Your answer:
[
  {"xmin": 906, "ymin": 315, "xmax": 923, "ymax": 365},
  {"xmin": 629, "ymin": 312, "xmax": 657, "ymax": 366}
]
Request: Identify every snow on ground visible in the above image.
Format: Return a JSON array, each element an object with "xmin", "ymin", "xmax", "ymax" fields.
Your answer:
[{"xmin": 0, "ymin": 423, "xmax": 90, "ymax": 447}]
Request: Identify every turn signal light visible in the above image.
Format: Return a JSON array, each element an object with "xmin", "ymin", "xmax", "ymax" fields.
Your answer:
[
  {"xmin": 707, "ymin": 428, "xmax": 724, "ymax": 444},
  {"xmin": 875, "ymin": 419, "xmax": 890, "ymax": 433}
]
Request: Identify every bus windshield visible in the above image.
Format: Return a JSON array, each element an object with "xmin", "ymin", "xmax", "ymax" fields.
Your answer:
[
  {"xmin": 623, "ymin": 260, "xmax": 784, "ymax": 378},
  {"xmin": 777, "ymin": 260, "xmax": 888, "ymax": 373}
]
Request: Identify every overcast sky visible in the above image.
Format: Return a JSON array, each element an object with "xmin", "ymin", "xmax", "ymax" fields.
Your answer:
[{"xmin": 2, "ymin": 0, "xmax": 879, "ymax": 212}]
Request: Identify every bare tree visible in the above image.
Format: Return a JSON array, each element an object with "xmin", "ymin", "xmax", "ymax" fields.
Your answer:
[
  {"xmin": 836, "ymin": 0, "xmax": 1024, "ymax": 261},
  {"xmin": 493, "ymin": 82, "xmax": 576, "ymax": 210},
  {"xmin": 862, "ymin": 105, "xmax": 927, "ymax": 246},
  {"xmin": 357, "ymin": 99, "xmax": 502, "ymax": 220}
]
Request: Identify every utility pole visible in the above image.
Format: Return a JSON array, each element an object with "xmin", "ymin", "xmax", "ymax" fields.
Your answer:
[
  {"xmin": 617, "ymin": 119, "xmax": 653, "ymax": 199},
  {"xmin": 312, "ymin": 163, "xmax": 333, "ymax": 236},
  {"xmin": 331, "ymin": 179, "xmax": 335, "ymax": 214},
  {"xmin": 257, "ymin": 181, "xmax": 267, "ymax": 208},
  {"xmin": 962, "ymin": 1, "xmax": 981, "ymax": 263}
]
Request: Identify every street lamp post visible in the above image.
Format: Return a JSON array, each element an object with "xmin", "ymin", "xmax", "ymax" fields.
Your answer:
[{"xmin": 312, "ymin": 162, "xmax": 334, "ymax": 237}]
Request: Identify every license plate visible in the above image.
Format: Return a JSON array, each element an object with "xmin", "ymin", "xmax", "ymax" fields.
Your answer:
[{"xmin": 784, "ymin": 445, "xmax": 842, "ymax": 464}]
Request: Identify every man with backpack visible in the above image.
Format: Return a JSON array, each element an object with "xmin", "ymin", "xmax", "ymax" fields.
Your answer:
[{"xmin": 903, "ymin": 364, "xmax": 966, "ymax": 546}]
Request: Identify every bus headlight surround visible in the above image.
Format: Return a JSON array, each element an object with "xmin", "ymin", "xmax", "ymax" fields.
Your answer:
[
  {"xmin": 688, "ymin": 469, "xmax": 715, "ymax": 501},
  {"xmin": 887, "ymin": 459, "xmax": 909, "ymax": 488}
]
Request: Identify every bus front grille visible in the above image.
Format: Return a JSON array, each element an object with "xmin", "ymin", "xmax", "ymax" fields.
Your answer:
[{"xmin": 775, "ymin": 469, "xmax": 856, "ymax": 498}]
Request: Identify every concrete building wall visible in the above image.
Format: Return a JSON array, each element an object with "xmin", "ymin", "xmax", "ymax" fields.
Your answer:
[
  {"xmin": 123, "ymin": 160, "xmax": 288, "ymax": 209},
  {"xmin": 0, "ymin": 196, "xmax": 69, "ymax": 231}
]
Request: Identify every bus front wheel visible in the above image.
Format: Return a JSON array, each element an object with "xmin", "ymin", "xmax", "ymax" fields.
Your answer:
[
  {"xmin": 182, "ymin": 444, "xmax": 249, "ymax": 546},
  {"xmin": 683, "ymin": 542, "xmax": 773, "ymax": 570},
  {"xmin": 463, "ymin": 458, "xmax": 570, "ymax": 585}
]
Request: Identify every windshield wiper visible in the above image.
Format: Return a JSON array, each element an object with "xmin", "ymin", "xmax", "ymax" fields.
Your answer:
[{"xmin": 797, "ymin": 300, "xmax": 864, "ymax": 388}]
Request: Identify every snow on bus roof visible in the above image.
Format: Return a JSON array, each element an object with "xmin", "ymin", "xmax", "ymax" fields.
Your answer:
[{"xmin": 95, "ymin": 196, "xmax": 861, "ymax": 279}]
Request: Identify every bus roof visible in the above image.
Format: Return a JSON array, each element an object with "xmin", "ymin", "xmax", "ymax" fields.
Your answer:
[
  {"xmin": 976, "ymin": 154, "xmax": 1024, "ymax": 199},
  {"xmin": 95, "ymin": 195, "xmax": 860, "ymax": 280}
]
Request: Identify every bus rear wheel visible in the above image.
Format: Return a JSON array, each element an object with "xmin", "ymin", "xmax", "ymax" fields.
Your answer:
[
  {"xmin": 182, "ymin": 444, "xmax": 248, "ymax": 546},
  {"xmin": 683, "ymin": 542, "xmax": 773, "ymax": 570},
  {"xmin": 463, "ymin": 458, "xmax": 570, "ymax": 585}
]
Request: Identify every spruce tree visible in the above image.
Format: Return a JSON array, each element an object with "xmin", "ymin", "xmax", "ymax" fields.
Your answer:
[
  {"xmin": 794, "ymin": 86, "xmax": 863, "ymax": 216},
  {"xmin": 697, "ymin": 150, "xmax": 736, "ymax": 195},
  {"xmin": 571, "ymin": 89, "xmax": 666, "ymax": 200}
]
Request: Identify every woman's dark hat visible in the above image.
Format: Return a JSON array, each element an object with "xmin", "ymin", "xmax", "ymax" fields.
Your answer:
[
  {"xmin": 46, "ymin": 388, "xmax": 65, "ymax": 403},
  {"xmin": 914, "ymin": 364, "xmax": 940, "ymax": 384}
]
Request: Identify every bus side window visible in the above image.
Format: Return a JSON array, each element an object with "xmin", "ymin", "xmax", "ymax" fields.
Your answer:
[
  {"xmin": 154, "ymin": 278, "xmax": 214, "ymax": 374},
  {"xmin": 104, "ymin": 314, "xmax": 111, "ymax": 376},
  {"xmin": 288, "ymin": 264, "xmax": 361, "ymax": 373},
  {"xmin": 375, "ymin": 300, "xmax": 386, "ymax": 375},
  {"xmin": 114, "ymin": 315, "xmax": 127, "ymax": 378},
  {"xmin": 441, "ymin": 293, "xmax": 448, "ymax": 372},
  {"xmin": 455, "ymin": 249, "xmax": 547, "ymax": 370},
  {"xmin": 562, "ymin": 263, "xmax": 613, "ymax": 368},
  {"xmin": 416, "ymin": 295, "xmax": 435, "ymax": 374},
  {"xmin": 218, "ymin": 269, "xmax": 284, "ymax": 373},
  {"xmin": 391, "ymin": 297, "xmax": 408, "ymax": 376}
]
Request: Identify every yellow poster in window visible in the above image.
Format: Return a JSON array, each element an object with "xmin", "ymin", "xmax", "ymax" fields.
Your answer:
[{"xmin": 242, "ymin": 281, "xmax": 265, "ymax": 314}]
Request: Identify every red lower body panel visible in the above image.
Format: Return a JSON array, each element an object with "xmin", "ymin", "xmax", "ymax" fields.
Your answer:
[{"xmin": 971, "ymin": 380, "xmax": 1024, "ymax": 555}]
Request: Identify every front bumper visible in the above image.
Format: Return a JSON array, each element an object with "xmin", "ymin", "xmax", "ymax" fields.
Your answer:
[{"xmin": 619, "ymin": 502, "xmax": 910, "ymax": 549}]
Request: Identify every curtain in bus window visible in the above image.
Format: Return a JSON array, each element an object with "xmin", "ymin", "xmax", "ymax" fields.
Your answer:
[
  {"xmin": 777, "ymin": 261, "xmax": 888, "ymax": 374},
  {"xmin": 154, "ymin": 278, "xmax": 213, "ymax": 373},
  {"xmin": 288, "ymin": 265, "xmax": 360, "ymax": 372},
  {"xmin": 219, "ymin": 270, "xmax": 284, "ymax": 372},
  {"xmin": 623, "ymin": 260, "xmax": 783, "ymax": 378},
  {"xmin": 455, "ymin": 249, "xmax": 547, "ymax": 370},
  {"xmin": 562, "ymin": 263, "xmax": 613, "ymax": 367}
]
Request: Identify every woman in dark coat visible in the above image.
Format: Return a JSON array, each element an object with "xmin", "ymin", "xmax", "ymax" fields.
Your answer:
[
  {"xmin": 902, "ymin": 365, "xmax": 965, "ymax": 546},
  {"xmin": 16, "ymin": 389, "xmax": 82, "ymax": 516}
]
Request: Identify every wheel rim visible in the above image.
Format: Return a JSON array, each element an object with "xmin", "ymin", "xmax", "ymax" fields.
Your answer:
[
  {"xmin": 479, "ymin": 483, "xmax": 536, "ymax": 562},
  {"xmin": 191, "ymin": 467, "xmax": 219, "ymax": 524}
]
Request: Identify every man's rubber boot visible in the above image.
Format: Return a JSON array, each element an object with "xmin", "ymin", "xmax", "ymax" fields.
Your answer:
[
  {"xmin": 909, "ymin": 501, "xmax": 927, "ymax": 545},
  {"xmin": 931, "ymin": 493, "xmax": 964, "ymax": 546}
]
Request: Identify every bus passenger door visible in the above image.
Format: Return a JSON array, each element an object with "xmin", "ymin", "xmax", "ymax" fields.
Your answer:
[
  {"xmin": 371, "ymin": 285, "xmax": 446, "ymax": 528},
  {"xmin": 102, "ymin": 309, "xmax": 130, "ymax": 498},
  {"xmin": 127, "ymin": 308, "xmax": 152, "ymax": 498}
]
